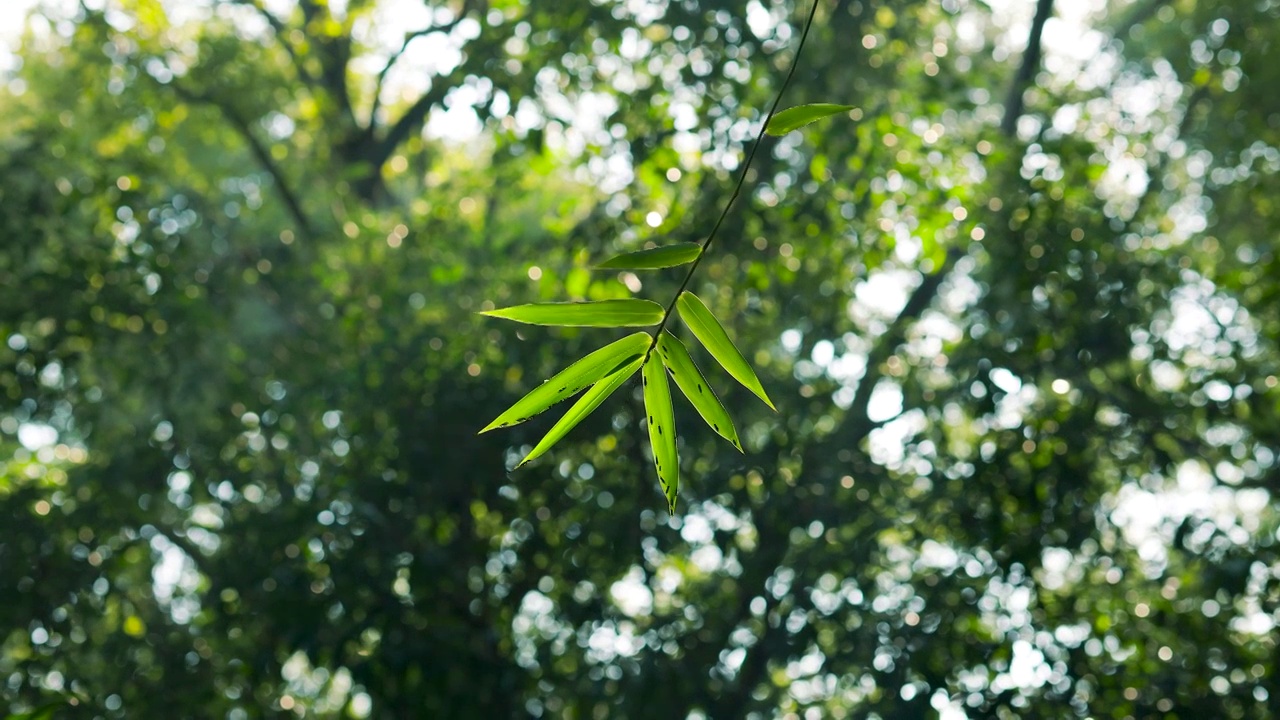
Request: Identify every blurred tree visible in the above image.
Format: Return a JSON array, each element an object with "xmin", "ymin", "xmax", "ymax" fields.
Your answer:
[{"xmin": 1, "ymin": 0, "xmax": 1278, "ymax": 718}]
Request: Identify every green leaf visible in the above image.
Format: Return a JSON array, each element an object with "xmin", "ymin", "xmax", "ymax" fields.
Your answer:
[
  {"xmin": 596, "ymin": 243, "xmax": 702, "ymax": 270},
  {"xmin": 676, "ymin": 291, "xmax": 775, "ymax": 410},
  {"xmin": 480, "ymin": 332, "xmax": 651, "ymax": 433},
  {"xmin": 481, "ymin": 299, "xmax": 663, "ymax": 327},
  {"xmin": 3, "ymin": 703, "xmax": 68, "ymax": 720},
  {"xmin": 517, "ymin": 356, "xmax": 643, "ymax": 467},
  {"xmin": 642, "ymin": 353, "xmax": 679, "ymax": 514},
  {"xmin": 656, "ymin": 331, "xmax": 742, "ymax": 451},
  {"xmin": 764, "ymin": 103, "xmax": 855, "ymax": 137}
]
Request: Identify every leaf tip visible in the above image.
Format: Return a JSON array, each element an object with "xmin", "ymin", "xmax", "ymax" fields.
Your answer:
[{"xmin": 754, "ymin": 386, "xmax": 777, "ymax": 411}]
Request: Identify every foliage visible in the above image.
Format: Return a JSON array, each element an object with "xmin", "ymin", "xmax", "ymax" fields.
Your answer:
[
  {"xmin": 479, "ymin": 1, "xmax": 826, "ymax": 513},
  {"xmin": 1, "ymin": 0, "xmax": 1279, "ymax": 718}
]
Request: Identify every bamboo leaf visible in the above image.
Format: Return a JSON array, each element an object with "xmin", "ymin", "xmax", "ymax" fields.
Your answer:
[
  {"xmin": 676, "ymin": 291, "xmax": 775, "ymax": 410},
  {"xmin": 764, "ymin": 103, "xmax": 855, "ymax": 137},
  {"xmin": 517, "ymin": 356, "xmax": 643, "ymax": 467},
  {"xmin": 643, "ymin": 353, "xmax": 679, "ymax": 514},
  {"xmin": 481, "ymin": 299, "xmax": 663, "ymax": 327},
  {"xmin": 656, "ymin": 331, "xmax": 742, "ymax": 451},
  {"xmin": 596, "ymin": 243, "xmax": 702, "ymax": 270},
  {"xmin": 480, "ymin": 332, "xmax": 650, "ymax": 433}
]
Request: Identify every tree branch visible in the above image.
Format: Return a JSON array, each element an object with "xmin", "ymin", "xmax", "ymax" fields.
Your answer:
[
  {"xmin": 835, "ymin": 2, "xmax": 1053, "ymax": 452},
  {"xmin": 221, "ymin": 0, "xmax": 311, "ymax": 83},
  {"xmin": 368, "ymin": 76, "xmax": 454, "ymax": 173},
  {"xmin": 172, "ymin": 85, "xmax": 316, "ymax": 238},
  {"xmin": 1001, "ymin": 0, "xmax": 1055, "ymax": 137},
  {"xmin": 709, "ymin": 594, "xmax": 785, "ymax": 718},
  {"xmin": 367, "ymin": 0, "xmax": 471, "ymax": 129},
  {"xmin": 1130, "ymin": 85, "xmax": 1207, "ymax": 221},
  {"xmin": 1112, "ymin": 0, "xmax": 1173, "ymax": 40},
  {"xmin": 836, "ymin": 249, "xmax": 962, "ymax": 445}
]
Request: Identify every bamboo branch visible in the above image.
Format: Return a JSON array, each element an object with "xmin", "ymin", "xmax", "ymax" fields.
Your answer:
[{"xmin": 643, "ymin": 0, "xmax": 824, "ymax": 361}]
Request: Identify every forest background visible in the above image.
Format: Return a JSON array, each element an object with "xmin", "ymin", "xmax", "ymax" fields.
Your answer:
[{"xmin": 2, "ymin": 0, "xmax": 1279, "ymax": 717}]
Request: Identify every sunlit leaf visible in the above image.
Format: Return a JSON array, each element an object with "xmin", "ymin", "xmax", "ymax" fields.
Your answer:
[
  {"xmin": 656, "ymin": 331, "xmax": 741, "ymax": 451},
  {"xmin": 517, "ymin": 356, "xmax": 643, "ymax": 467},
  {"xmin": 596, "ymin": 243, "xmax": 702, "ymax": 270},
  {"xmin": 480, "ymin": 332, "xmax": 650, "ymax": 433},
  {"xmin": 676, "ymin": 291, "xmax": 775, "ymax": 410},
  {"xmin": 643, "ymin": 353, "xmax": 679, "ymax": 514},
  {"xmin": 764, "ymin": 103, "xmax": 855, "ymax": 137},
  {"xmin": 481, "ymin": 299, "xmax": 663, "ymax": 327}
]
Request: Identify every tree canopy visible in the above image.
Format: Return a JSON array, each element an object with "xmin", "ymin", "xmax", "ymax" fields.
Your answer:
[{"xmin": 2, "ymin": 0, "xmax": 1279, "ymax": 717}]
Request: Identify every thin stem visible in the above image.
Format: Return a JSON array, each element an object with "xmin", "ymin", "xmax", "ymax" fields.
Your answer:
[{"xmin": 644, "ymin": 0, "xmax": 823, "ymax": 359}]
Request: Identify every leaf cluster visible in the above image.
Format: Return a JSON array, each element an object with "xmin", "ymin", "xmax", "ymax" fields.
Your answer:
[{"xmin": 481, "ymin": 280, "xmax": 773, "ymax": 513}]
